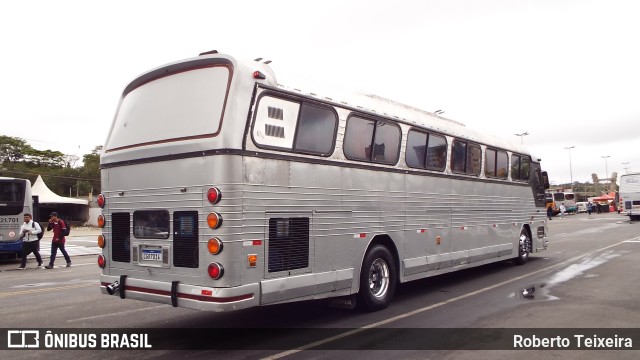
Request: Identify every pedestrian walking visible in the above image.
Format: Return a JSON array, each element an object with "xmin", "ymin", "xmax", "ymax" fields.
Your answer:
[
  {"xmin": 560, "ymin": 203, "xmax": 566, "ymax": 219},
  {"xmin": 587, "ymin": 201, "xmax": 593, "ymax": 216},
  {"xmin": 547, "ymin": 205, "xmax": 553, "ymax": 220},
  {"xmin": 18, "ymin": 213, "xmax": 43, "ymax": 269},
  {"xmin": 44, "ymin": 212, "xmax": 71, "ymax": 269}
]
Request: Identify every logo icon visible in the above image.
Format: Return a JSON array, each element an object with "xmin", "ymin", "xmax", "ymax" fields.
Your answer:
[{"xmin": 7, "ymin": 330, "xmax": 39, "ymax": 348}]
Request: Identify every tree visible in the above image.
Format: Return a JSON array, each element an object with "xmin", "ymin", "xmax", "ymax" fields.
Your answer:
[
  {"xmin": 0, "ymin": 135, "xmax": 30, "ymax": 163},
  {"xmin": 0, "ymin": 135, "xmax": 101, "ymax": 196}
]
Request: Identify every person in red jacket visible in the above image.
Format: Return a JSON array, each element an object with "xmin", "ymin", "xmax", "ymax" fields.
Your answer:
[{"xmin": 44, "ymin": 212, "xmax": 71, "ymax": 269}]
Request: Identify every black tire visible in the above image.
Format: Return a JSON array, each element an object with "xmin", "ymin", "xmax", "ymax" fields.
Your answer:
[
  {"xmin": 514, "ymin": 229, "xmax": 531, "ymax": 265},
  {"xmin": 357, "ymin": 245, "xmax": 397, "ymax": 312}
]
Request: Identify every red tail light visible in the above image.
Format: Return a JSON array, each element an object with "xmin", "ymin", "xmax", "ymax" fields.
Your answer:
[
  {"xmin": 207, "ymin": 187, "xmax": 221, "ymax": 204},
  {"xmin": 97, "ymin": 194, "xmax": 105, "ymax": 208},
  {"xmin": 207, "ymin": 262, "xmax": 224, "ymax": 280},
  {"xmin": 97, "ymin": 254, "xmax": 106, "ymax": 268}
]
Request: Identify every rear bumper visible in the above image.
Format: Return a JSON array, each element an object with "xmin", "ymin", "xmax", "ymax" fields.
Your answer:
[
  {"xmin": 100, "ymin": 274, "xmax": 259, "ymax": 312},
  {"xmin": 0, "ymin": 239, "xmax": 22, "ymax": 253}
]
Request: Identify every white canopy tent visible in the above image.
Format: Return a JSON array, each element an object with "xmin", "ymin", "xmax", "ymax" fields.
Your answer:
[{"xmin": 31, "ymin": 175, "xmax": 88, "ymax": 205}]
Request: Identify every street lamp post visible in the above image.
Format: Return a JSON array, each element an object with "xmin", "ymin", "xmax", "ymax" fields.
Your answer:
[
  {"xmin": 565, "ymin": 146, "xmax": 575, "ymax": 186},
  {"xmin": 514, "ymin": 131, "xmax": 529, "ymax": 144},
  {"xmin": 602, "ymin": 155, "xmax": 611, "ymax": 180}
]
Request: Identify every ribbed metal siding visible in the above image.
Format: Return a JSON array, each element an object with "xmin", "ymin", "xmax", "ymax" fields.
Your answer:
[
  {"xmin": 268, "ymin": 217, "xmax": 309, "ymax": 273},
  {"xmin": 111, "ymin": 212, "xmax": 131, "ymax": 263},
  {"xmin": 173, "ymin": 211, "xmax": 199, "ymax": 268}
]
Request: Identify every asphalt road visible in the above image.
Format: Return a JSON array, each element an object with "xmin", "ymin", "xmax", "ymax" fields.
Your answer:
[{"xmin": 1, "ymin": 212, "xmax": 639, "ymax": 359}]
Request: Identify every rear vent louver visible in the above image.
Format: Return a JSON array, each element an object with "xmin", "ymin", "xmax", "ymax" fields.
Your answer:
[
  {"xmin": 111, "ymin": 212, "xmax": 131, "ymax": 263},
  {"xmin": 267, "ymin": 106, "xmax": 284, "ymax": 120},
  {"xmin": 265, "ymin": 124, "xmax": 285, "ymax": 138},
  {"xmin": 268, "ymin": 217, "xmax": 309, "ymax": 273},
  {"xmin": 173, "ymin": 211, "xmax": 199, "ymax": 268}
]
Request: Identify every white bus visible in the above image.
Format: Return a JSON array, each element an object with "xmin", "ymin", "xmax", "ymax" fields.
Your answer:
[
  {"xmin": 550, "ymin": 190, "xmax": 577, "ymax": 214},
  {"xmin": 98, "ymin": 50, "xmax": 550, "ymax": 312},
  {"xmin": 0, "ymin": 177, "xmax": 39, "ymax": 258},
  {"xmin": 620, "ymin": 173, "xmax": 640, "ymax": 221}
]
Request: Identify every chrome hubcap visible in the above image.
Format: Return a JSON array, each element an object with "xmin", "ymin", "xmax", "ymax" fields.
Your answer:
[{"xmin": 369, "ymin": 258, "xmax": 390, "ymax": 299}]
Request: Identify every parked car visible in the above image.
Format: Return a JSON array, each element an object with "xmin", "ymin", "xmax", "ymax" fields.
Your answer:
[{"xmin": 576, "ymin": 201, "xmax": 588, "ymax": 213}]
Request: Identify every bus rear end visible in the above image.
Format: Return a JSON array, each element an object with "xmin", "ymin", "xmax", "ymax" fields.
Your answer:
[
  {"xmin": 0, "ymin": 178, "xmax": 30, "ymax": 257},
  {"xmin": 620, "ymin": 173, "xmax": 640, "ymax": 221},
  {"xmin": 98, "ymin": 53, "xmax": 273, "ymax": 311}
]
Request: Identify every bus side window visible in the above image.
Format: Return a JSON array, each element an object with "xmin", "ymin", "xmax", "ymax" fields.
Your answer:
[
  {"xmin": 521, "ymin": 156, "xmax": 531, "ymax": 180},
  {"xmin": 485, "ymin": 148, "xmax": 497, "ymax": 177},
  {"xmin": 511, "ymin": 154, "xmax": 532, "ymax": 181},
  {"xmin": 372, "ymin": 121, "xmax": 400, "ymax": 165},
  {"xmin": 511, "ymin": 154, "xmax": 521, "ymax": 180},
  {"xmin": 496, "ymin": 150, "xmax": 508, "ymax": 179},
  {"xmin": 468, "ymin": 144, "xmax": 482, "ymax": 176},
  {"xmin": 451, "ymin": 140, "xmax": 467, "ymax": 173},
  {"xmin": 344, "ymin": 116, "xmax": 375, "ymax": 161},
  {"xmin": 344, "ymin": 116, "xmax": 401, "ymax": 165},
  {"xmin": 425, "ymin": 133, "xmax": 447, "ymax": 171},
  {"xmin": 294, "ymin": 103, "xmax": 338, "ymax": 156},
  {"xmin": 406, "ymin": 130, "xmax": 427, "ymax": 168}
]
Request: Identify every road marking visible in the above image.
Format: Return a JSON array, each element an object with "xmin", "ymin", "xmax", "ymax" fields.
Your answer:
[
  {"xmin": 0, "ymin": 283, "xmax": 95, "ymax": 299},
  {"xmin": 68, "ymin": 304, "xmax": 168, "ymax": 323},
  {"xmin": 261, "ymin": 237, "xmax": 636, "ymax": 359}
]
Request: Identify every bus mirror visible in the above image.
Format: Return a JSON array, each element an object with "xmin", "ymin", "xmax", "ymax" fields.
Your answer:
[{"xmin": 541, "ymin": 171, "xmax": 550, "ymax": 190}]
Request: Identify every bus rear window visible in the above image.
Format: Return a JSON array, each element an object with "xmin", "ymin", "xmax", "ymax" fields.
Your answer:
[
  {"xmin": 133, "ymin": 210, "xmax": 170, "ymax": 239},
  {"xmin": 106, "ymin": 65, "xmax": 231, "ymax": 151}
]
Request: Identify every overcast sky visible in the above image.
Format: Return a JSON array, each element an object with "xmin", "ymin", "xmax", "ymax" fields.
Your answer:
[{"xmin": 2, "ymin": 0, "xmax": 638, "ymax": 185}]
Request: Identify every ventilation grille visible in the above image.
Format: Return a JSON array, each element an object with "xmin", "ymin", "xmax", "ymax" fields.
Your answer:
[
  {"xmin": 268, "ymin": 106, "xmax": 284, "ymax": 120},
  {"xmin": 268, "ymin": 217, "xmax": 309, "ymax": 273},
  {"xmin": 265, "ymin": 124, "xmax": 285, "ymax": 138},
  {"xmin": 111, "ymin": 212, "xmax": 131, "ymax": 263},
  {"xmin": 173, "ymin": 211, "xmax": 199, "ymax": 268}
]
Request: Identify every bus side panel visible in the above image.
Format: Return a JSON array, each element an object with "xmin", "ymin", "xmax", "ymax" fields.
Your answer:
[
  {"xmin": 422, "ymin": 176, "xmax": 452, "ymax": 272},
  {"xmin": 450, "ymin": 178, "xmax": 483, "ymax": 266},
  {"xmin": 485, "ymin": 182, "xmax": 521, "ymax": 258}
]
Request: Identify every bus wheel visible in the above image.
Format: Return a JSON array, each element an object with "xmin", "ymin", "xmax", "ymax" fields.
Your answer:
[
  {"xmin": 514, "ymin": 229, "xmax": 531, "ymax": 265},
  {"xmin": 357, "ymin": 245, "xmax": 396, "ymax": 312}
]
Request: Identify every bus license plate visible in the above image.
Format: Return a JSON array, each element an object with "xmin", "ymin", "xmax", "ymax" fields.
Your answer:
[{"xmin": 142, "ymin": 249, "xmax": 162, "ymax": 262}]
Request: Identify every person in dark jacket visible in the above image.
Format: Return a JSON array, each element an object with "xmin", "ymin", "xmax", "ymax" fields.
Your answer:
[{"xmin": 44, "ymin": 212, "xmax": 71, "ymax": 269}]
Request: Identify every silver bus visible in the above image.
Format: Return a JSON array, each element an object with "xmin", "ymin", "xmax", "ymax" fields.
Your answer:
[{"xmin": 98, "ymin": 50, "xmax": 550, "ymax": 312}]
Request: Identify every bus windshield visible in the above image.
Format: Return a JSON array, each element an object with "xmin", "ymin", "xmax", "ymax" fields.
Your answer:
[{"xmin": 0, "ymin": 179, "xmax": 25, "ymax": 215}]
